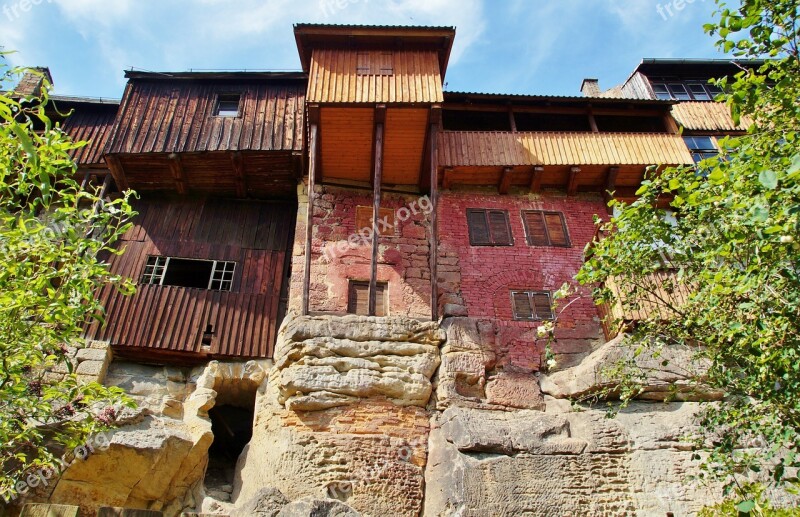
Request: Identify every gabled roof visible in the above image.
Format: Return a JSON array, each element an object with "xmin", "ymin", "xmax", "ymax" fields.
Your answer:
[
  {"xmin": 293, "ymin": 23, "xmax": 456, "ymax": 76},
  {"xmin": 632, "ymin": 58, "xmax": 765, "ymax": 80}
]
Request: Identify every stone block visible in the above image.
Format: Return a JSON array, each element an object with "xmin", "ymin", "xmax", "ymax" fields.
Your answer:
[
  {"xmin": 76, "ymin": 347, "xmax": 109, "ymax": 362},
  {"xmin": 96, "ymin": 508, "xmax": 163, "ymax": 517},
  {"xmin": 20, "ymin": 504, "xmax": 79, "ymax": 517}
]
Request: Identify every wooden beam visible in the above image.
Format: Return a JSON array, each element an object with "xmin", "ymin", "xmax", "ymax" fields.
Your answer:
[
  {"xmin": 498, "ymin": 167, "xmax": 513, "ymax": 194},
  {"xmin": 442, "ymin": 168, "xmax": 454, "ymax": 190},
  {"xmin": 603, "ymin": 166, "xmax": 619, "ymax": 214},
  {"xmin": 588, "ymin": 108, "xmax": 599, "ymax": 133},
  {"xmin": 529, "ymin": 166, "xmax": 544, "ymax": 193},
  {"xmin": 369, "ymin": 120, "xmax": 385, "ymax": 317},
  {"xmin": 302, "ymin": 123, "xmax": 319, "ymax": 316},
  {"xmin": 104, "ymin": 155, "xmax": 129, "ymax": 192},
  {"xmin": 508, "ymin": 106, "xmax": 517, "ymax": 132},
  {"xmin": 664, "ymin": 113, "xmax": 681, "ymax": 134},
  {"xmin": 231, "ymin": 151, "xmax": 247, "ymax": 198},
  {"xmin": 168, "ymin": 153, "xmax": 187, "ymax": 195},
  {"xmin": 429, "ymin": 121, "xmax": 440, "ymax": 321},
  {"xmin": 308, "ymin": 104, "xmax": 323, "ymax": 183},
  {"xmin": 567, "ymin": 166, "xmax": 581, "ymax": 196}
]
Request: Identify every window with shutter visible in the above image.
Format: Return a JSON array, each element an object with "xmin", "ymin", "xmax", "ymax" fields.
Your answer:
[
  {"xmin": 355, "ymin": 206, "xmax": 396, "ymax": 236},
  {"xmin": 466, "ymin": 209, "xmax": 513, "ymax": 246},
  {"xmin": 522, "ymin": 210, "xmax": 570, "ymax": 247},
  {"xmin": 510, "ymin": 290, "xmax": 554, "ymax": 321},
  {"xmin": 347, "ymin": 281, "xmax": 387, "ymax": 316},
  {"xmin": 356, "ymin": 52, "xmax": 394, "ymax": 76}
]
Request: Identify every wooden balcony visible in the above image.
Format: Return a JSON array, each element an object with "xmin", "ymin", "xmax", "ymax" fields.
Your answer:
[{"xmin": 436, "ymin": 131, "xmax": 694, "ymax": 195}]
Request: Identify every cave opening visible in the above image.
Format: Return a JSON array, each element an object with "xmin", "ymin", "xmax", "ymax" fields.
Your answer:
[{"xmin": 204, "ymin": 389, "xmax": 256, "ymax": 501}]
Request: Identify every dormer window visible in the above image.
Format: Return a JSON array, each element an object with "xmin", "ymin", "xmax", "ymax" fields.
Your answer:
[
  {"xmin": 214, "ymin": 94, "xmax": 241, "ymax": 117},
  {"xmin": 652, "ymin": 82, "xmax": 722, "ymax": 101}
]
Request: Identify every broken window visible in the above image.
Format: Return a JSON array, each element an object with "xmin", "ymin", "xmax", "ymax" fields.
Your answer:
[{"xmin": 140, "ymin": 256, "xmax": 236, "ymax": 291}]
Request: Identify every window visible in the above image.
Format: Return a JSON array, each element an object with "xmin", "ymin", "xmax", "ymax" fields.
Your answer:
[
  {"xmin": 214, "ymin": 94, "xmax": 241, "ymax": 117},
  {"xmin": 652, "ymin": 81, "xmax": 722, "ymax": 101},
  {"xmin": 522, "ymin": 210, "xmax": 570, "ymax": 247},
  {"xmin": 348, "ymin": 281, "xmax": 387, "ymax": 316},
  {"xmin": 356, "ymin": 52, "xmax": 394, "ymax": 76},
  {"xmin": 466, "ymin": 209, "xmax": 513, "ymax": 246},
  {"xmin": 355, "ymin": 206, "xmax": 396, "ymax": 236},
  {"xmin": 683, "ymin": 136, "xmax": 718, "ymax": 164},
  {"xmin": 140, "ymin": 256, "xmax": 236, "ymax": 291},
  {"xmin": 510, "ymin": 291, "xmax": 554, "ymax": 321}
]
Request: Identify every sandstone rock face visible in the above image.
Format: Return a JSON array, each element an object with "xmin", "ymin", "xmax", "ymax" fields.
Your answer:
[
  {"xmin": 424, "ymin": 401, "xmax": 725, "ymax": 516},
  {"xmin": 540, "ymin": 334, "xmax": 723, "ymax": 402},
  {"xmin": 274, "ymin": 315, "xmax": 444, "ymax": 411},
  {"xmin": 234, "ymin": 315, "xmax": 439, "ymax": 517},
  {"xmin": 230, "ymin": 487, "xmax": 289, "ymax": 517},
  {"xmin": 276, "ymin": 497, "xmax": 361, "ymax": 517}
]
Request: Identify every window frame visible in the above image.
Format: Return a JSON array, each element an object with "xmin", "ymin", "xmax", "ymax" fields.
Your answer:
[
  {"xmin": 521, "ymin": 210, "xmax": 571, "ymax": 248},
  {"xmin": 510, "ymin": 290, "xmax": 554, "ymax": 321},
  {"xmin": 140, "ymin": 255, "xmax": 236, "ymax": 292},
  {"xmin": 347, "ymin": 280, "xmax": 388, "ymax": 316},
  {"xmin": 683, "ymin": 136, "xmax": 719, "ymax": 164},
  {"xmin": 652, "ymin": 81, "xmax": 722, "ymax": 101},
  {"xmin": 466, "ymin": 209, "xmax": 514, "ymax": 247},
  {"xmin": 213, "ymin": 93, "xmax": 242, "ymax": 118}
]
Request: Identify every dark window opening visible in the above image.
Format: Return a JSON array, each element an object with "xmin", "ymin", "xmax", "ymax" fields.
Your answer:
[
  {"xmin": 214, "ymin": 94, "xmax": 241, "ymax": 117},
  {"xmin": 443, "ymin": 110, "xmax": 512, "ymax": 131},
  {"xmin": 467, "ymin": 209, "xmax": 513, "ymax": 246},
  {"xmin": 652, "ymin": 81, "xmax": 722, "ymax": 101},
  {"xmin": 522, "ymin": 210, "xmax": 570, "ymax": 247},
  {"xmin": 141, "ymin": 256, "xmax": 236, "ymax": 291},
  {"xmin": 514, "ymin": 112, "xmax": 592, "ymax": 132},
  {"xmin": 594, "ymin": 115, "xmax": 667, "ymax": 133},
  {"xmin": 205, "ymin": 393, "xmax": 255, "ymax": 502},
  {"xmin": 348, "ymin": 281, "xmax": 388, "ymax": 316},
  {"xmin": 683, "ymin": 136, "xmax": 718, "ymax": 164},
  {"xmin": 511, "ymin": 290, "xmax": 554, "ymax": 321}
]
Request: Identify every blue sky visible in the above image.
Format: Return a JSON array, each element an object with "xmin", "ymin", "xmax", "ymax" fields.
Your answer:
[{"xmin": 0, "ymin": 0, "xmax": 726, "ymax": 100}]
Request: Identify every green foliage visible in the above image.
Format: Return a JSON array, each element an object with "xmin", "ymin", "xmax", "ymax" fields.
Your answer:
[
  {"xmin": 700, "ymin": 484, "xmax": 800, "ymax": 516},
  {"xmin": 0, "ymin": 59, "xmax": 136, "ymax": 496},
  {"xmin": 577, "ymin": 0, "xmax": 800, "ymax": 509}
]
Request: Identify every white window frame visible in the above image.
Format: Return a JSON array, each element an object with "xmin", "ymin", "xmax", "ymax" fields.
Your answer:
[{"xmin": 141, "ymin": 256, "xmax": 236, "ymax": 292}]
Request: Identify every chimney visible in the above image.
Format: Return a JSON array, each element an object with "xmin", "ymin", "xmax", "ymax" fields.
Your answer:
[
  {"xmin": 580, "ymin": 78, "xmax": 601, "ymax": 97},
  {"xmin": 13, "ymin": 67, "xmax": 53, "ymax": 98}
]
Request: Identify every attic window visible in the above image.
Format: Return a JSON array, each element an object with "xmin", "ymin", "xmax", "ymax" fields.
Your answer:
[
  {"xmin": 510, "ymin": 290, "xmax": 554, "ymax": 321},
  {"xmin": 522, "ymin": 210, "xmax": 571, "ymax": 247},
  {"xmin": 683, "ymin": 136, "xmax": 718, "ymax": 164},
  {"xmin": 466, "ymin": 209, "xmax": 513, "ymax": 246},
  {"xmin": 348, "ymin": 281, "xmax": 387, "ymax": 316},
  {"xmin": 214, "ymin": 94, "xmax": 241, "ymax": 117},
  {"xmin": 357, "ymin": 52, "xmax": 394, "ymax": 76},
  {"xmin": 141, "ymin": 256, "xmax": 236, "ymax": 291}
]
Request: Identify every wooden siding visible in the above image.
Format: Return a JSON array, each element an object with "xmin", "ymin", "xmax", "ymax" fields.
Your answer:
[
  {"xmin": 308, "ymin": 49, "xmax": 444, "ymax": 104},
  {"xmin": 597, "ymin": 72, "xmax": 654, "ymax": 100},
  {"xmin": 320, "ymin": 107, "xmax": 374, "ymax": 182},
  {"xmin": 85, "ymin": 197, "xmax": 295, "ymax": 360},
  {"xmin": 61, "ymin": 104, "xmax": 118, "ymax": 166},
  {"xmin": 671, "ymin": 102, "xmax": 751, "ymax": 132},
  {"xmin": 438, "ymin": 131, "xmax": 694, "ymax": 167},
  {"xmin": 383, "ymin": 108, "xmax": 429, "ymax": 185},
  {"xmin": 106, "ymin": 79, "xmax": 305, "ymax": 155}
]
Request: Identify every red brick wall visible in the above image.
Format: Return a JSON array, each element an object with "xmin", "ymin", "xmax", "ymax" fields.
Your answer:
[
  {"xmin": 289, "ymin": 184, "xmax": 432, "ymax": 319},
  {"xmin": 438, "ymin": 190, "xmax": 608, "ymax": 371}
]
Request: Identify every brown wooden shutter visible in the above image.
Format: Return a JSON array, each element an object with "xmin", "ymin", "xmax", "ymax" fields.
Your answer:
[
  {"xmin": 532, "ymin": 292, "xmax": 554, "ymax": 320},
  {"xmin": 348, "ymin": 281, "xmax": 387, "ymax": 316},
  {"xmin": 544, "ymin": 213, "xmax": 570, "ymax": 247},
  {"xmin": 357, "ymin": 52, "xmax": 371, "ymax": 75},
  {"xmin": 467, "ymin": 210, "xmax": 491, "ymax": 245},
  {"xmin": 488, "ymin": 210, "xmax": 512, "ymax": 245},
  {"xmin": 355, "ymin": 206, "xmax": 395, "ymax": 236},
  {"xmin": 511, "ymin": 291, "xmax": 534, "ymax": 320},
  {"xmin": 523, "ymin": 211, "xmax": 549, "ymax": 246},
  {"xmin": 378, "ymin": 52, "xmax": 394, "ymax": 75}
]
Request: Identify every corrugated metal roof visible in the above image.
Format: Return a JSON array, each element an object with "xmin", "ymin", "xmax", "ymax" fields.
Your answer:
[
  {"xmin": 444, "ymin": 90, "xmax": 676, "ymax": 105},
  {"xmin": 124, "ymin": 70, "xmax": 307, "ymax": 81}
]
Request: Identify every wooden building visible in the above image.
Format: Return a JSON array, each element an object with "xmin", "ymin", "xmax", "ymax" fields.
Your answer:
[
  {"xmin": 31, "ymin": 24, "xmax": 738, "ymax": 368},
  {"xmin": 78, "ymin": 72, "xmax": 306, "ymax": 362}
]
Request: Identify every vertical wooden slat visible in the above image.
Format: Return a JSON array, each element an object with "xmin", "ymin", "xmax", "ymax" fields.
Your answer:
[
  {"xmin": 303, "ymin": 124, "xmax": 318, "ymax": 316},
  {"xmin": 369, "ymin": 119, "xmax": 384, "ymax": 316}
]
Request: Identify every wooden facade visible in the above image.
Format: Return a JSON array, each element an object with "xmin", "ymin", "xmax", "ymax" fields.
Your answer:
[
  {"xmin": 58, "ymin": 98, "xmax": 119, "ymax": 168},
  {"xmin": 85, "ymin": 197, "xmax": 295, "ymax": 361},
  {"xmin": 671, "ymin": 101, "xmax": 751, "ymax": 132}
]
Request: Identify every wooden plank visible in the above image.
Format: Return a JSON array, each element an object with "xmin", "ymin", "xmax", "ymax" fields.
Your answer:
[
  {"xmin": 498, "ymin": 166, "xmax": 513, "ymax": 195},
  {"xmin": 369, "ymin": 118, "xmax": 384, "ymax": 316},
  {"xmin": 429, "ymin": 120, "xmax": 439, "ymax": 321},
  {"xmin": 567, "ymin": 166, "xmax": 580, "ymax": 196},
  {"xmin": 302, "ymin": 124, "xmax": 318, "ymax": 316}
]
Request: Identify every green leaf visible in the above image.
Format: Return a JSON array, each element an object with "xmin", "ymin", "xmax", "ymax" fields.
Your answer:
[
  {"xmin": 789, "ymin": 154, "xmax": 800, "ymax": 175},
  {"xmin": 758, "ymin": 169, "xmax": 778, "ymax": 189},
  {"xmin": 735, "ymin": 500, "xmax": 755, "ymax": 513},
  {"xmin": 668, "ymin": 178, "xmax": 681, "ymax": 191}
]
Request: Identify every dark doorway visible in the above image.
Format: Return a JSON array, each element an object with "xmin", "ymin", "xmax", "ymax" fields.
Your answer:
[{"xmin": 204, "ymin": 401, "xmax": 255, "ymax": 501}]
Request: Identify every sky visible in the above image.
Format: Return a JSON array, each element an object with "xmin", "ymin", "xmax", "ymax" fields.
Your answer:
[{"xmin": 0, "ymin": 0, "xmax": 727, "ymax": 100}]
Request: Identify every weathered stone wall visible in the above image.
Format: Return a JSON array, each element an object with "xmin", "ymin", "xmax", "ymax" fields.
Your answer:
[{"xmin": 288, "ymin": 184, "xmax": 433, "ymax": 319}]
